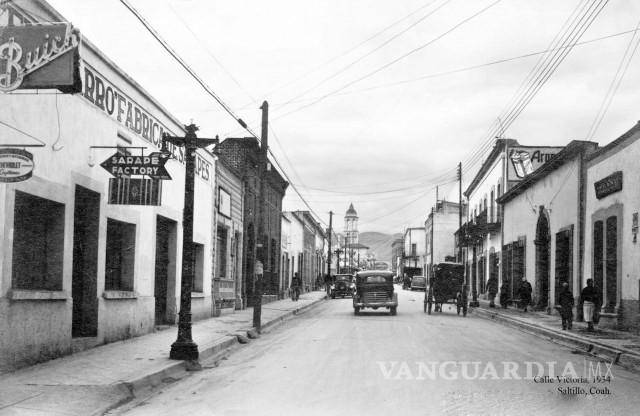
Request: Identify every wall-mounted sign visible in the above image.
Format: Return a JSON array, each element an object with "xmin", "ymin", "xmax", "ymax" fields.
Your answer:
[
  {"xmin": 218, "ymin": 187, "xmax": 231, "ymax": 218},
  {"xmin": 507, "ymin": 146, "xmax": 563, "ymax": 180},
  {"xmin": 0, "ymin": 148, "xmax": 34, "ymax": 182},
  {"xmin": 0, "ymin": 23, "xmax": 81, "ymax": 93},
  {"xmin": 83, "ymin": 66, "xmax": 211, "ymax": 182},
  {"xmin": 594, "ymin": 171, "xmax": 622, "ymax": 200},
  {"xmin": 107, "ymin": 177, "xmax": 162, "ymax": 206},
  {"xmin": 101, "ymin": 151, "xmax": 171, "ymax": 180}
]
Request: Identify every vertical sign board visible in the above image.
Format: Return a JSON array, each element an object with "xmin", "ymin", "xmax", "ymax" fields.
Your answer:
[
  {"xmin": 0, "ymin": 23, "xmax": 81, "ymax": 93},
  {"xmin": 108, "ymin": 177, "xmax": 162, "ymax": 206},
  {"xmin": 0, "ymin": 148, "xmax": 34, "ymax": 182}
]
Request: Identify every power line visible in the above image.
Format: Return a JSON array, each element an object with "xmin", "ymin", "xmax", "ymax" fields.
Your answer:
[
  {"xmin": 275, "ymin": 0, "xmax": 451, "ymax": 110},
  {"xmin": 270, "ymin": 0, "xmax": 504, "ymax": 122},
  {"xmin": 586, "ymin": 16, "xmax": 640, "ymax": 140}
]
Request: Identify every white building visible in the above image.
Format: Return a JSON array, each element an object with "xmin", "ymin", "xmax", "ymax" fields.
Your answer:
[
  {"xmin": 425, "ymin": 201, "xmax": 463, "ymax": 279},
  {"xmin": 583, "ymin": 122, "xmax": 640, "ymax": 332},
  {"xmin": 403, "ymin": 227, "xmax": 425, "ymax": 276},
  {"xmin": 0, "ymin": 1, "xmax": 215, "ymax": 371},
  {"xmin": 498, "ymin": 141, "xmax": 597, "ymax": 311}
]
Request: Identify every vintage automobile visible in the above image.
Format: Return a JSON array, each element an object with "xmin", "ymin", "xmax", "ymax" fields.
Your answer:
[
  {"xmin": 411, "ymin": 275, "xmax": 427, "ymax": 291},
  {"xmin": 353, "ymin": 270, "xmax": 398, "ymax": 315},
  {"xmin": 424, "ymin": 262, "xmax": 468, "ymax": 316},
  {"xmin": 331, "ymin": 274, "xmax": 355, "ymax": 298}
]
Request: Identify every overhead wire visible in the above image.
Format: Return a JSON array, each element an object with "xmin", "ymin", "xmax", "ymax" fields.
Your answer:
[{"xmin": 586, "ymin": 16, "xmax": 640, "ymax": 140}]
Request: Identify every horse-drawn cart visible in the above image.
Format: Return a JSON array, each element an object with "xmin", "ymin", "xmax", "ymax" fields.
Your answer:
[{"xmin": 423, "ymin": 262, "xmax": 468, "ymax": 316}]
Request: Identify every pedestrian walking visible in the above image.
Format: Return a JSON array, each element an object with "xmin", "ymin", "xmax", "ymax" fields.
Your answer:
[
  {"xmin": 291, "ymin": 272, "xmax": 301, "ymax": 301},
  {"xmin": 499, "ymin": 284, "xmax": 509, "ymax": 309},
  {"xmin": 580, "ymin": 278, "xmax": 599, "ymax": 332},
  {"xmin": 558, "ymin": 282, "xmax": 574, "ymax": 330},
  {"xmin": 518, "ymin": 277, "xmax": 532, "ymax": 312},
  {"xmin": 487, "ymin": 276, "xmax": 498, "ymax": 308}
]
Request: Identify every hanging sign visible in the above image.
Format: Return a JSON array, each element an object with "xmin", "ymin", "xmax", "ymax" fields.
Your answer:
[
  {"xmin": 507, "ymin": 146, "xmax": 563, "ymax": 180},
  {"xmin": 100, "ymin": 151, "xmax": 171, "ymax": 180},
  {"xmin": 0, "ymin": 23, "xmax": 81, "ymax": 93},
  {"xmin": 0, "ymin": 148, "xmax": 34, "ymax": 182}
]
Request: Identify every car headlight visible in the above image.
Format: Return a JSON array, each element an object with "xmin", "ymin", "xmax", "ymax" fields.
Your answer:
[{"xmin": 330, "ymin": 285, "xmax": 335, "ymax": 290}]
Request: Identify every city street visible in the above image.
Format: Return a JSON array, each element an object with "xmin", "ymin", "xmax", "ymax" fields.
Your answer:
[{"xmin": 114, "ymin": 287, "xmax": 640, "ymax": 416}]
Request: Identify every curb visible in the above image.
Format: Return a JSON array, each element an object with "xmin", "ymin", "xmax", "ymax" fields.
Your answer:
[
  {"xmin": 473, "ymin": 307, "xmax": 640, "ymax": 373},
  {"xmin": 119, "ymin": 295, "xmax": 327, "ymax": 399}
]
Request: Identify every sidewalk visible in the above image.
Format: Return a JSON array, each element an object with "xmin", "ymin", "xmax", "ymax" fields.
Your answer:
[
  {"xmin": 0, "ymin": 291, "xmax": 327, "ymax": 416},
  {"xmin": 472, "ymin": 299, "xmax": 640, "ymax": 373}
]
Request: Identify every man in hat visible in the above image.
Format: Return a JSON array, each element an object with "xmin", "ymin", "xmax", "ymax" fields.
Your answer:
[
  {"xmin": 558, "ymin": 282, "xmax": 574, "ymax": 330},
  {"xmin": 518, "ymin": 277, "xmax": 533, "ymax": 312}
]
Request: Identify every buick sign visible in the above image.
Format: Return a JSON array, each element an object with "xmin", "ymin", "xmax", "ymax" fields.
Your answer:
[{"xmin": 0, "ymin": 148, "xmax": 34, "ymax": 183}]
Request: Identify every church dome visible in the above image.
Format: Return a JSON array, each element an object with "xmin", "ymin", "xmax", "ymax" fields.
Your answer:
[{"xmin": 345, "ymin": 203, "xmax": 357, "ymax": 218}]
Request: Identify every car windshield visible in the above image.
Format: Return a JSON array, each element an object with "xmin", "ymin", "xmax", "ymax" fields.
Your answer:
[
  {"xmin": 365, "ymin": 276, "xmax": 387, "ymax": 283},
  {"xmin": 413, "ymin": 277, "xmax": 426, "ymax": 282},
  {"xmin": 335, "ymin": 275, "xmax": 352, "ymax": 282}
]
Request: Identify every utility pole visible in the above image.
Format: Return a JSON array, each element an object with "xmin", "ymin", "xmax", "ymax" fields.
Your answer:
[
  {"xmin": 164, "ymin": 124, "xmax": 218, "ymax": 363},
  {"xmin": 458, "ymin": 162, "xmax": 462, "ymax": 262},
  {"xmin": 253, "ymin": 100, "xmax": 269, "ymax": 332},
  {"xmin": 327, "ymin": 211, "xmax": 333, "ymax": 294}
]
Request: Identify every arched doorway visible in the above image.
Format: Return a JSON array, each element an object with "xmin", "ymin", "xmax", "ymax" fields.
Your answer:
[{"xmin": 535, "ymin": 206, "xmax": 550, "ymax": 310}]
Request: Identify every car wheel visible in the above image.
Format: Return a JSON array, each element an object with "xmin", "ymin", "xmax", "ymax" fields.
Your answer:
[
  {"xmin": 427, "ymin": 301, "xmax": 432, "ymax": 315},
  {"xmin": 390, "ymin": 306, "xmax": 397, "ymax": 316},
  {"xmin": 354, "ymin": 307, "xmax": 360, "ymax": 315}
]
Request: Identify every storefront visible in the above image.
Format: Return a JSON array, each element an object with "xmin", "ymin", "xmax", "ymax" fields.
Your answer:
[
  {"xmin": 584, "ymin": 122, "xmax": 640, "ymax": 331},
  {"xmin": 0, "ymin": 1, "xmax": 215, "ymax": 371},
  {"xmin": 214, "ymin": 159, "xmax": 244, "ymax": 314},
  {"xmin": 499, "ymin": 141, "xmax": 597, "ymax": 312}
]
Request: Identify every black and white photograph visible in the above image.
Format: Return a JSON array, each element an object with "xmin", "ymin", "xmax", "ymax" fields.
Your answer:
[{"xmin": 2, "ymin": 0, "xmax": 640, "ymax": 415}]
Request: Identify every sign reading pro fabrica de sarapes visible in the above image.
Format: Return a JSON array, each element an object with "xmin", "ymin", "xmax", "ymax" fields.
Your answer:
[{"xmin": 82, "ymin": 66, "xmax": 212, "ymax": 182}]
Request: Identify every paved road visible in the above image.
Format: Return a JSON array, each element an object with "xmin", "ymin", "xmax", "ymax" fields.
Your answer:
[{"xmin": 116, "ymin": 286, "xmax": 640, "ymax": 416}]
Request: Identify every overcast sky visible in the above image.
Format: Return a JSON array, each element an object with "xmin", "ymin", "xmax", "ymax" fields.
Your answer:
[{"xmin": 43, "ymin": 0, "xmax": 640, "ymax": 235}]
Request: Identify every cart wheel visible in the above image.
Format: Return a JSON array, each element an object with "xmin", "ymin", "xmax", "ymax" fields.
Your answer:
[
  {"xmin": 423, "ymin": 301, "xmax": 427, "ymax": 313},
  {"xmin": 463, "ymin": 305, "xmax": 468, "ymax": 317},
  {"xmin": 457, "ymin": 305, "xmax": 461, "ymax": 315},
  {"xmin": 390, "ymin": 306, "xmax": 397, "ymax": 316},
  {"xmin": 427, "ymin": 300, "xmax": 432, "ymax": 315}
]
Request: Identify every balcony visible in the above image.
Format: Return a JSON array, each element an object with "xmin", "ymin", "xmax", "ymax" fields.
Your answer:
[{"xmin": 456, "ymin": 209, "xmax": 501, "ymax": 247}]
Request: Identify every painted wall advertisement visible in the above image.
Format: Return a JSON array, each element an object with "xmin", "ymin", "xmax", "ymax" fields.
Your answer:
[{"xmin": 507, "ymin": 146, "xmax": 563, "ymax": 181}]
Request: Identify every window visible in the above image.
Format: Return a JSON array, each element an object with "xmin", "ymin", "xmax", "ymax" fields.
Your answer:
[
  {"xmin": 193, "ymin": 243, "xmax": 204, "ymax": 292},
  {"xmin": 411, "ymin": 244, "xmax": 417, "ymax": 257},
  {"xmin": 12, "ymin": 191, "xmax": 65, "ymax": 290},
  {"xmin": 105, "ymin": 218, "xmax": 136, "ymax": 291},
  {"xmin": 217, "ymin": 226, "xmax": 228, "ymax": 279}
]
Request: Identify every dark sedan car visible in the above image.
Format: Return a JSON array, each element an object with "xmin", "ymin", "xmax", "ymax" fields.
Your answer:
[{"xmin": 331, "ymin": 274, "xmax": 355, "ymax": 298}]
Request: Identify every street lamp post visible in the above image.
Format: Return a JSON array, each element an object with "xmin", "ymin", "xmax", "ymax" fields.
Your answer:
[{"xmin": 163, "ymin": 124, "xmax": 218, "ymax": 362}]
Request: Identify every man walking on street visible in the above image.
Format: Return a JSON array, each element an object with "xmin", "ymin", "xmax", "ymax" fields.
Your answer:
[
  {"xmin": 581, "ymin": 278, "xmax": 599, "ymax": 332},
  {"xmin": 558, "ymin": 282, "xmax": 574, "ymax": 330},
  {"xmin": 518, "ymin": 277, "xmax": 532, "ymax": 312}
]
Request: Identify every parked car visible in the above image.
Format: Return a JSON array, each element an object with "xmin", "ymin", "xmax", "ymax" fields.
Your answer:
[
  {"xmin": 411, "ymin": 275, "xmax": 427, "ymax": 291},
  {"xmin": 331, "ymin": 274, "xmax": 355, "ymax": 298},
  {"xmin": 353, "ymin": 271, "xmax": 398, "ymax": 315}
]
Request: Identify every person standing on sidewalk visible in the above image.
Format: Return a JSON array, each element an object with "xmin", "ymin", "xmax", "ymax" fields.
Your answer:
[
  {"xmin": 518, "ymin": 277, "xmax": 533, "ymax": 312},
  {"xmin": 558, "ymin": 282, "xmax": 574, "ymax": 330},
  {"xmin": 499, "ymin": 283, "xmax": 509, "ymax": 309},
  {"xmin": 580, "ymin": 279, "xmax": 599, "ymax": 332},
  {"xmin": 291, "ymin": 272, "xmax": 301, "ymax": 301},
  {"xmin": 487, "ymin": 276, "xmax": 498, "ymax": 308}
]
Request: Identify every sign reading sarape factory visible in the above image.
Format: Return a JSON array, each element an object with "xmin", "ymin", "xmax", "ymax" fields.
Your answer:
[
  {"xmin": 101, "ymin": 152, "xmax": 171, "ymax": 180},
  {"xmin": 594, "ymin": 171, "xmax": 623, "ymax": 200},
  {"xmin": 82, "ymin": 66, "xmax": 211, "ymax": 182},
  {"xmin": 0, "ymin": 23, "xmax": 81, "ymax": 92},
  {"xmin": 0, "ymin": 148, "xmax": 34, "ymax": 183}
]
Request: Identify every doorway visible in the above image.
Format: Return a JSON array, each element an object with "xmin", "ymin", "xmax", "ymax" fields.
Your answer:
[
  {"xmin": 155, "ymin": 216, "xmax": 177, "ymax": 325},
  {"xmin": 535, "ymin": 207, "xmax": 550, "ymax": 310},
  {"xmin": 72, "ymin": 186, "xmax": 100, "ymax": 338}
]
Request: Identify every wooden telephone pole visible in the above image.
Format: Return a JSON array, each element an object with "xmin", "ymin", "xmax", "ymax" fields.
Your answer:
[
  {"xmin": 327, "ymin": 211, "xmax": 333, "ymax": 294},
  {"xmin": 253, "ymin": 101, "xmax": 269, "ymax": 332}
]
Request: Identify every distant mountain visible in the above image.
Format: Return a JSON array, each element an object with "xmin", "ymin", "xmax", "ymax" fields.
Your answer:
[{"xmin": 358, "ymin": 232, "xmax": 402, "ymax": 263}]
